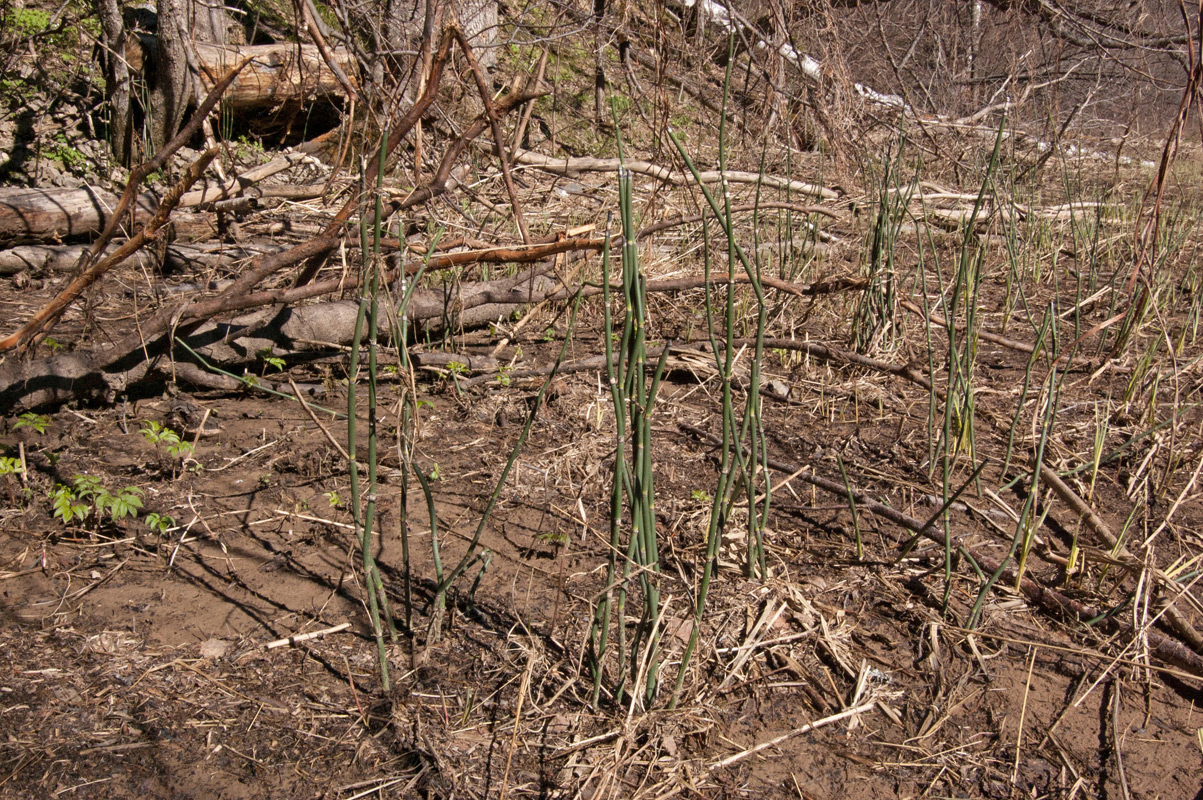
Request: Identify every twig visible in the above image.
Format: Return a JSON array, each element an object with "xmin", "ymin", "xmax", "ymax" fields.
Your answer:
[
  {"xmin": 265, "ymin": 622, "xmax": 351, "ymax": 649},
  {"xmin": 498, "ymin": 645, "xmax": 536, "ymax": 800},
  {"xmin": 289, "ymin": 378, "xmax": 350, "ymax": 462},
  {"xmin": 453, "ymin": 27, "xmax": 530, "ymax": 245},
  {"xmin": 1011, "ymin": 647, "xmax": 1036, "ymax": 783},
  {"xmin": 299, "ymin": 0, "xmax": 358, "ymax": 101},
  {"xmin": 1112, "ymin": 679, "xmax": 1132, "ymax": 800},
  {"xmin": 710, "ymin": 702, "xmax": 875, "ymax": 769}
]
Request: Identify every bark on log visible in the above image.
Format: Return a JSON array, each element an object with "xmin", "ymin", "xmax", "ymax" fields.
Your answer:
[
  {"xmin": 0, "ymin": 242, "xmax": 283, "ymax": 276},
  {"xmin": 508, "ymin": 148, "xmax": 840, "ymax": 201},
  {"xmin": 193, "ymin": 43, "xmax": 357, "ymax": 109},
  {"xmin": 0, "ymin": 265, "xmax": 860, "ymax": 411},
  {"xmin": 0, "ymin": 269, "xmax": 559, "ymax": 411},
  {"xmin": 0, "ymin": 187, "xmax": 156, "ymax": 246}
]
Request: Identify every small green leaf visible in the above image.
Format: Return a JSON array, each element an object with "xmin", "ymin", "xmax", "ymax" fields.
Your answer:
[
  {"xmin": 146, "ymin": 512, "xmax": 175, "ymax": 535},
  {"xmin": 14, "ymin": 412, "xmax": 50, "ymax": 435}
]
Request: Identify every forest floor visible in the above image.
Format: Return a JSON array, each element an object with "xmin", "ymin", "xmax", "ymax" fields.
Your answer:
[{"xmin": 3, "ymin": 7, "xmax": 1203, "ymax": 800}]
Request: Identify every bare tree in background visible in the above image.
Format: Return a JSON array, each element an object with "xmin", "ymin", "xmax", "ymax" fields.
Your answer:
[
  {"xmin": 97, "ymin": 0, "xmax": 132, "ymax": 165},
  {"xmin": 95, "ymin": 0, "xmax": 234, "ymax": 160},
  {"xmin": 93, "ymin": 0, "xmax": 498, "ymax": 161},
  {"xmin": 818, "ymin": 0, "xmax": 1190, "ymax": 133}
]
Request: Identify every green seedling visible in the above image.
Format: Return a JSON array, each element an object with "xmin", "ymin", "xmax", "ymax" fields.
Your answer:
[
  {"xmin": 14, "ymin": 413, "xmax": 50, "ymax": 435},
  {"xmin": 50, "ymin": 484, "xmax": 89, "ymax": 525},
  {"xmin": 48, "ymin": 133, "xmax": 85, "ymax": 172},
  {"xmin": 140, "ymin": 420, "xmax": 194, "ymax": 460},
  {"xmin": 536, "ymin": 530, "xmax": 568, "ymax": 547},
  {"xmin": 103, "ymin": 486, "xmax": 144, "ymax": 520},
  {"xmin": 50, "ymin": 475, "xmax": 143, "ymax": 527},
  {"xmin": 0, "ymin": 455, "xmax": 30, "ymax": 505},
  {"xmin": 257, "ymin": 347, "xmax": 286, "ymax": 372},
  {"xmin": 146, "ymin": 512, "xmax": 175, "ymax": 536},
  {"xmin": 325, "ymin": 491, "xmax": 343, "ymax": 508}
]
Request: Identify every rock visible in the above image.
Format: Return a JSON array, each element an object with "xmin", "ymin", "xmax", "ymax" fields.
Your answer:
[{"xmin": 39, "ymin": 162, "xmax": 62, "ymax": 183}]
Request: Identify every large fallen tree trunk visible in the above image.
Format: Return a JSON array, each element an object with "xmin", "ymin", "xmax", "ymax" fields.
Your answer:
[
  {"xmin": 0, "ymin": 187, "xmax": 156, "ymax": 246},
  {"xmin": 127, "ymin": 38, "xmax": 358, "ymax": 110},
  {"xmin": 191, "ymin": 43, "xmax": 357, "ymax": 109},
  {"xmin": 0, "ymin": 267, "xmax": 558, "ymax": 412},
  {"xmin": 0, "ymin": 267, "xmax": 863, "ymax": 412},
  {"xmin": 0, "ymin": 241, "xmax": 284, "ymax": 276}
]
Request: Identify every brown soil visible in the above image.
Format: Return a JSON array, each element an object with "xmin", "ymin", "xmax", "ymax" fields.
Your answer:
[
  {"xmin": 3, "ymin": 248, "xmax": 1203, "ymax": 798},
  {"xmin": 2, "ymin": 15, "xmax": 1203, "ymax": 795}
]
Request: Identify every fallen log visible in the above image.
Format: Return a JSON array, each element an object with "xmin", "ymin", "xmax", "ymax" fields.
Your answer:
[
  {"xmin": 508, "ymin": 148, "xmax": 841, "ymax": 201},
  {"xmin": 193, "ymin": 42, "xmax": 356, "ymax": 109},
  {"xmin": 0, "ymin": 242, "xmax": 284, "ymax": 276},
  {"xmin": 0, "ymin": 187, "xmax": 156, "ymax": 246},
  {"xmin": 0, "ymin": 265, "xmax": 555, "ymax": 411},
  {"xmin": 125, "ymin": 35, "xmax": 358, "ymax": 110},
  {"xmin": 0, "ymin": 266, "xmax": 854, "ymax": 412}
]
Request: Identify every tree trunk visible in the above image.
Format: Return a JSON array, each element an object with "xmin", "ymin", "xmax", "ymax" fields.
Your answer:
[
  {"xmin": 384, "ymin": 0, "xmax": 497, "ymax": 72},
  {"xmin": 455, "ymin": 0, "xmax": 498, "ymax": 70},
  {"xmin": 97, "ymin": 0, "xmax": 132, "ymax": 166},
  {"xmin": 149, "ymin": 0, "xmax": 193, "ymax": 154},
  {"xmin": 146, "ymin": 0, "xmax": 235, "ymax": 154}
]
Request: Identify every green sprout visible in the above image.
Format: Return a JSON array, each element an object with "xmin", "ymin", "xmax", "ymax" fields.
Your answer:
[
  {"xmin": 14, "ymin": 413, "xmax": 50, "ymax": 435},
  {"xmin": 257, "ymin": 347, "xmax": 286, "ymax": 372},
  {"xmin": 146, "ymin": 512, "xmax": 175, "ymax": 536},
  {"xmin": 141, "ymin": 421, "xmax": 194, "ymax": 460},
  {"xmin": 49, "ymin": 475, "xmax": 143, "ymax": 527},
  {"xmin": 50, "ymin": 484, "xmax": 88, "ymax": 525}
]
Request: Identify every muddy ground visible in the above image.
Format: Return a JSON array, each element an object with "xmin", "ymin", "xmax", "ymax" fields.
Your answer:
[
  {"xmin": 3, "ymin": 192, "xmax": 1203, "ymax": 799},
  {"xmin": 2, "ymin": 10, "xmax": 1203, "ymax": 793}
]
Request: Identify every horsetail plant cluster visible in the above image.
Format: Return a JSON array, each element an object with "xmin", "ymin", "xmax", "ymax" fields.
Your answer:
[
  {"xmin": 346, "ymin": 137, "xmax": 397, "ymax": 692},
  {"xmin": 665, "ymin": 125, "xmax": 774, "ymax": 706},
  {"xmin": 588, "ymin": 161, "xmax": 671, "ymax": 710},
  {"xmin": 589, "ymin": 43, "xmax": 778, "ymax": 711}
]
